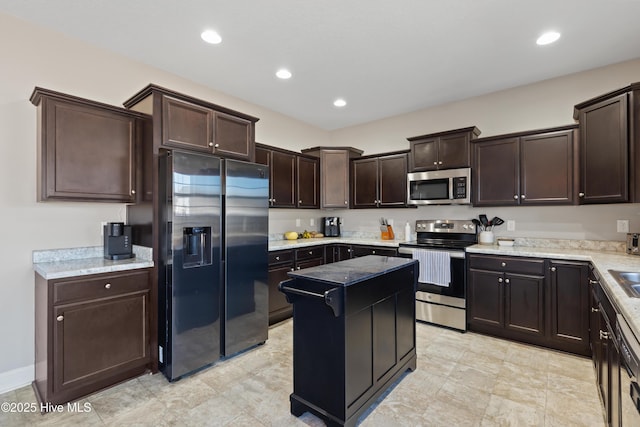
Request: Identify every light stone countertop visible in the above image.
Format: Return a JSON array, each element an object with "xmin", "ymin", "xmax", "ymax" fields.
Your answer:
[
  {"xmin": 466, "ymin": 243, "xmax": 640, "ymax": 342},
  {"xmin": 269, "ymin": 237, "xmax": 400, "ymax": 251},
  {"xmin": 33, "ymin": 245, "xmax": 153, "ymax": 280}
]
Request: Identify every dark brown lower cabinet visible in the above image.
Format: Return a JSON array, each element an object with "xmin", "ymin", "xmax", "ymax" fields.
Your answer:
[
  {"xmin": 590, "ymin": 269, "xmax": 621, "ymax": 426},
  {"xmin": 467, "ymin": 254, "xmax": 590, "ymax": 355},
  {"xmin": 34, "ymin": 269, "xmax": 151, "ymax": 407}
]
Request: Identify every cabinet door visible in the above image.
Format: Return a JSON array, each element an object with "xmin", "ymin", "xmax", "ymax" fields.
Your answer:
[
  {"xmin": 409, "ymin": 137, "xmax": 438, "ymax": 171},
  {"xmin": 352, "ymin": 158, "xmax": 379, "ymax": 208},
  {"xmin": 297, "ymin": 156, "xmax": 319, "ymax": 208},
  {"xmin": 504, "ymin": 273, "xmax": 545, "ymax": 337},
  {"xmin": 162, "ymin": 96, "xmax": 213, "ymax": 152},
  {"xmin": 327, "ymin": 245, "xmax": 352, "ymax": 263},
  {"xmin": 473, "ymin": 138, "xmax": 519, "ymax": 206},
  {"xmin": 520, "ymin": 130, "xmax": 576, "ymax": 205},
  {"xmin": 379, "ymin": 154, "xmax": 408, "ymax": 207},
  {"xmin": 548, "ymin": 261, "xmax": 589, "ymax": 355},
  {"xmin": 578, "ymin": 93, "xmax": 628, "ymax": 203},
  {"xmin": 53, "ymin": 291, "xmax": 149, "ymax": 396},
  {"xmin": 40, "ymin": 97, "xmax": 137, "ymax": 202},
  {"xmin": 438, "ymin": 133, "xmax": 471, "ymax": 169},
  {"xmin": 268, "ymin": 262, "xmax": 294, "ymax": 324},
  {"xmin": 271, "ymin": 150, "xmax": 296, "ymax": 208},
  {"xmin": 321, "ymin": 150, "xmax": 350, "ymax": 208},
  {"xmin": 213, "ymin": 112, "xmax": 254, "ymax": 161},
  {"xmin": 467, "ymin": 269, "xmax": 504, "ymax": 327}
]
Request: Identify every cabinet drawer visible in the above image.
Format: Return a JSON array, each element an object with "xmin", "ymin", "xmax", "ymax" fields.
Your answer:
[
  {"xmin": 53, "ymin": 270, "xmax": 150, "ymax": 305},
  {"xmin": 269, "ymin": 250, "xmax": 294, "ymax": 265},
  {"xmin": 295, "ymin": 246, "xmax": 325, "ymax": 262},
  {"xmin": 352, "ymin": 246, "xmax": 398, "ymax": 258},
  {"xmin": 468, "ymin": 254, "xmax": 545, "ymax": 275}
]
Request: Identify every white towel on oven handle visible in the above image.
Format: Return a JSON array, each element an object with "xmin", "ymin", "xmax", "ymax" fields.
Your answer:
[{"xmin": 411, "ymin": 249, "xmax": 451, "ymax": 287}]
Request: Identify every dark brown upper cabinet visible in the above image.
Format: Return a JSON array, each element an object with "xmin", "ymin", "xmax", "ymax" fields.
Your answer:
[
  {"xmin": 573, "ymin": 83, "xmax": 640, "ymax": 204},
  {"xmin": 123, "ymin": 84, "xmax": 259, "ymax": 162},
  {"xmin": 351, "ymin": 152, "xmax": 408, "ymax": 208},
  {"xmin": 408, "ymin": 126, "xmax": 480, "ymax": 171},
  {"xmin": 472, "ymin": 125, "xmax": 578, "ymax": 207},
  {"xmin": 301, "ymin": 147, "xmax": 363, "ymax": 208},
  {"xmin": 256, "ymin": 144, "xmax": 319, "ymax": 209},
  {"xmin": 30, "ymin": 87, "xmax": 150, "ymax": 203}
]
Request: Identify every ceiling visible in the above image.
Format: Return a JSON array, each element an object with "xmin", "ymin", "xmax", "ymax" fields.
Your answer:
[{"xmin": 2, "ymin": 0, "xmax": 640, "ymax": 130}]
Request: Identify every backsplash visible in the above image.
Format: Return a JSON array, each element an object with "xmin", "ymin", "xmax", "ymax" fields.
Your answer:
[{"xmin": 513, "ymin": 238, "xmax": 626, "ymax": 253}]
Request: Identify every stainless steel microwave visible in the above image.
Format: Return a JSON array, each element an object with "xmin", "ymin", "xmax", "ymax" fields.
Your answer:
[{"xmin": 407, "ymin": 167, "xmax": 471, "ymax": 205}]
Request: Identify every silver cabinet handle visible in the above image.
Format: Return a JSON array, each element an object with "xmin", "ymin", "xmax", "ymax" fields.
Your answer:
[
  {"xmin": 347, "ymin": 249, "xmax": 351, "ymax": 253},
  {"xmin": 275, "ymin": 256, "xmax": 280, "ymax": 261},
  {"xmin": 290, "ymin": 268, "xmax": 295, "ymax": 272},
  {"xmin": 550, "ymin": 267, "xmax": 556, "ymax": 272},
  {"xmin": 214, "ymin": 143, "xmax": 219, "ymax": 148},
  {"xmin": 498, "ymin": 277, "xmax": 503, "ymax": 283},
  {"xmin": 308, "ymin": 251, "xmax": 313, "ymax": 255},
  {"xmin": 372, "ymin": 250, "xmax": 376, "ymax": 254},
  {"xmin": 438, "ymin": 161, "xmax": 442, "ymax": 165},
  {"xmin": 600, "ymin": 330, "xmax": 610, "ymax": 340},
  {"xmin": 501, "ymin": 262, "xmax": 506, "ymax": 267},
  {"xmin": 209, "ymin": 142, "xmax": 214, "ymax": 147},
  {"xmin": 296, "ymin": 266, "xmax": 301, "ymax": 270},
  {"xmin": 579, "ymin": 192, "xmax": 585, "ymax": 197},
  {"xmin": 299, "ymin": 200, "xmax": 302, "ymax": 204},
  {"xmin": 513, "ymin": 195, "xmax": 518, "ymax": 199},
  {"xmin": 344, "ymin": 201, "xmax": 348, "ymax": 205},
  {"xmin": 591, "ymin": 307, "xmax": 599, "ymax": 313},
  {"xmin": 57, "ymin": 315, "xmax": 64, "ymax": 322},
  {"xmin": 521, "ymin": 195, "xmax": 525, "ymax": 199},
  {"xmin": 131, "ymin": 189, "xmax": 136, "ymax": 195},
  {"xmin": 505, "ymin": 278, "xmax": 510, "ymax": 284},
  {"xmin": 589, "ymin": 279, "xmax": 598, "ymax": 285},
  {"xmin": 105, "ymin": 283, "xmax": 112, "ymax": 289},
  {"xmin": 433, "ymin": 161, "xmax": 438, "ymax": 165}
]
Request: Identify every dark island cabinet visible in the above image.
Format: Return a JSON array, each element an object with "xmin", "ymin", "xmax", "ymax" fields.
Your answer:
[
  {"xmin": 123, "ymin": 84, "xmax": 259, "ymax": 162},
  {"xmin": 30, "ymin": 88, "xmax": 149, "ymax": 203},
  {"xmin": 472, "ymin": 125, "xmax": 578, "ymax": 207},
  {"xmin": 351, "ymin": 152, "xmax": 408, "ymax": 208},
  {"xmin": 408, "ymin": 126, "xmax": 480, "ymax": 171},
  {"xmin": 281, "ymin": 256, "xmax": 417, "ymax": 427},
  {"xmin": 467, "ymin": 254, "xmax": 590, "ymax": 355},
  {"xmin": 256, "ymin": 144, "xmax": 319, "ymax": 209},
  {"xmin": 34, "ymin": 269, "xmax": 151, "ymax": 407}
]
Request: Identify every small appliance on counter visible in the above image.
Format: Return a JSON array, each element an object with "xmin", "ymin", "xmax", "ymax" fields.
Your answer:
[
  {"xmin": 103, "ymin": 222, "xmax": 134, "ymax": 260},
  {"xmin": 627, "ymin": 233, "xmax": 640, "ymax": 255},
  {"xmin": 323, "ymin": 217, "xmax": 341, "ymax": 237}
]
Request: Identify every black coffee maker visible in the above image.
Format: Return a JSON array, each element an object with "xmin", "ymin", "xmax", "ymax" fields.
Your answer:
[
  {"xmin": 104, "ymin": 222, "xmax": 134, "ymax": 260},
  {"xmin": 323, "ymin": 217, "xmax": 341, "ymax": 237}
]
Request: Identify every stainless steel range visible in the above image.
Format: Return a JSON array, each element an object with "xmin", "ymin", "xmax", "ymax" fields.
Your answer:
[{"xmin": 398, "ymin": 219, "xmax": 477, "ymax": 331}]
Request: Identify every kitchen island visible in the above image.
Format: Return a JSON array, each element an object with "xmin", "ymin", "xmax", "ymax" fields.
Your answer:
[{"xmin": 279, "ymin": 255, "xmax": 418, "ymax": 427}]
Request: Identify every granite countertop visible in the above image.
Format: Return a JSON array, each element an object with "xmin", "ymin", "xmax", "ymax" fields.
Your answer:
[
  {"xmin": 269, "ymin": 237, "xmax": 401, "ymax": 251},
  {"xmin": 287, "ymin": 255, "xmax": 417, "ymax": 286},
  {"xmin": 466, "ymin": 243, "xmax": 640, "ymax": 342},
  {"xmin": 33, "ymin": 246, "xmax": 154, "ymax": 280}
]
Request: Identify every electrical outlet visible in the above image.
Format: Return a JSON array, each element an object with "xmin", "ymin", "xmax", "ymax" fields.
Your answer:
[
  {"xmin": 507, "ymin": 220, "xmax": 516, "ymax": 231},
  {"xmin": 617, "ymin": 219, "xmax": 630, "ymax": 233},
  {"xmin": 310, "ymin": 218, "xmax": 315, "ymax": 227},
  {"xmin": 295, "ymin": 218, "xmax": 301, "ymax": 227}
]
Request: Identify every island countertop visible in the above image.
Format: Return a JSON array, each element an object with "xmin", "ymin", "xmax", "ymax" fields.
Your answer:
[{"xmin": 287, "ymin": 254, "xmax": 417, "ymax": 287}]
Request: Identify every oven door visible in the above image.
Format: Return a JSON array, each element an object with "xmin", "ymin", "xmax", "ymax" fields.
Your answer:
[
  {"xmin": 618, "ymin": 316, "xmax": 640, "ymax": 425},
  {"xmin": 398, "ymin": 247, "xmax": 466, "ymax": 298}
]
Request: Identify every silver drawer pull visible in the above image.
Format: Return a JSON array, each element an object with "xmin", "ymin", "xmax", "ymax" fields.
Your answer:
[
  {"xmin": 275, "ymin": 256, "xmax": 280, "ymax": 261},
  {"xmin": 56, "ymin": 315, "xmax": 64, "ymax": 322},
  {"xmin": 105, "ymin": 283, "xmax": 112, "ymax": 289},
  {"xmin": 501, "ymin": 262, "xmax": 506, "ymax": 267}
]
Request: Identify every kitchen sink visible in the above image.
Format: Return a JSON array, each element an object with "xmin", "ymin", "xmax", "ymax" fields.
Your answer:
[{"xmin": 608, "ymin": 270, "xmax": 640, "ymax": 298}]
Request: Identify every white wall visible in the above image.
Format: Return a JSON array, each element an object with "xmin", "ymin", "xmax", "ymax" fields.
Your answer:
[{"xmin": 0, "ymin": 12, "xmax": 329, "ymax": 392}]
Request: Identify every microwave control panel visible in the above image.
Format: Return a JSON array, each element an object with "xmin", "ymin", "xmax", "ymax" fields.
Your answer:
[{"xmin": 453, "ymin": 177, "xmax": 467, "ymax": 199}]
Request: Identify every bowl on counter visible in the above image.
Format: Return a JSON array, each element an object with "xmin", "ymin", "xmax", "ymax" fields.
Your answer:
[{"xmin": 497, "ymin": 238, "xmax": 515, "ymax": 247}]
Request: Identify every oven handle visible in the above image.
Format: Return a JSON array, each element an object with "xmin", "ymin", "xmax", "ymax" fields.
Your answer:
[{"xmin": 398, "ymin": 246, "xmax": 466, "ymax": 259}]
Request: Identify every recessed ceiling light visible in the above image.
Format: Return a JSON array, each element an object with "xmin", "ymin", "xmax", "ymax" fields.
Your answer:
[
  {"xmin": 201, "ymin": 30, "xmax": 222, "ymax": 45},
  {"xmin": 333, "ymin": 99, "xmax": 347, "ymax": 107},
  {"xmin": 536, "ymin": 31, "xmax": 561, "ymax": 46},
  {"xmin": 276, "ymin": 69, "xmax": 292, "ymax": 79}
]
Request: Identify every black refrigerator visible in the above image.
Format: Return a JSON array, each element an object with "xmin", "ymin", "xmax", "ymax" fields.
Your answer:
[{"xmin": 157, "ymin": 150, "xmax": 269, "ymax": 381}]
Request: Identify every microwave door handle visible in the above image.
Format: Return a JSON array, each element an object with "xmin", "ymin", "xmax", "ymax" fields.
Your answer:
[{"xmin": 449, "ymin": 177, "xmax": 454, "ymax": 201}]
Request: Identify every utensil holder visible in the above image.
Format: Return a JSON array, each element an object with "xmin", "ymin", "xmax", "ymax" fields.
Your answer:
[
  {"xmin": 381, "ymin": 225, "xmax": 394, "ymax": 240},
  {"xmin": 479, "ymin": 231, "xmax": 495, "ymax": 245}
]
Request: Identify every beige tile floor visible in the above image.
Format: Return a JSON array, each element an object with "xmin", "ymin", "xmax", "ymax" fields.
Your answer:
[{"xmin": 0, "ymin": 320, "xmax": 605, "ymax": 426}]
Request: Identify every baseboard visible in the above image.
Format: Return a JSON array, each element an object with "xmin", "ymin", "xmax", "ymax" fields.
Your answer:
[{"xmin": 0, "ymin": 365, "xmax": 33, "ymax": 394}]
